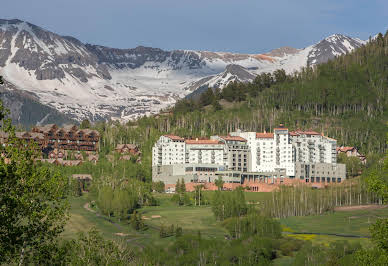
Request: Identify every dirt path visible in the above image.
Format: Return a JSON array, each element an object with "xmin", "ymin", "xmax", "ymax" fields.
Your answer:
[
  {"xmin": 83, "ymin": 202, "xmax": 122, "ymax": 231},
  {"xmin": 334, "ymin": 205, "xmax": 388, "ymax": 211},
  {"xmin": 82, "ymin": 202, "xmax": 147, "ymax": 248},
  {"xmin": 83, "ymin": 202, "xmax": 96, "ymax": 213}
]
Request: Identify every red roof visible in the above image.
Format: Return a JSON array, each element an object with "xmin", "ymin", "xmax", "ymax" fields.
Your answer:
[
  {"xmin": 337, "ymin": 146, "xmax": 356, "ymax": 152},
  {"xmin": 256, "ymin": 133, "xmax": 274, "ymax": 139},
  {"xmin": 274, "ymin": 127, "xmax": 288, "ymax": 130},
  {"xmin": 219, "ymin": 135, "xmax": 247, "ymax": 142},
  {"xmin": 289, "ymin": 132, "xmax": 300, "ymax": 136},
  {"xmin": 185, "ymin": 139, "xmax": 222, "ymax": 145},
  {"xmin": 164, "ymin": 134, "xmax": 184, "ymax": 141}
]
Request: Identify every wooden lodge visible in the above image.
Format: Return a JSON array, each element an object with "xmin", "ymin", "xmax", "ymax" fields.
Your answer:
[
  {"xmin": 31, "ymin": 124, "xmax": 100, "ymax": 152},
  {"xmin": 336, "ymin": 146, "xmax": 366, "ymax": 164},
  {"xmin": 115, "ymin": 144, "xmax": 141, "ymax": 156},
  {"xmin": 0, "ymin": 124, "xmax": 100, "ymax": 153}
]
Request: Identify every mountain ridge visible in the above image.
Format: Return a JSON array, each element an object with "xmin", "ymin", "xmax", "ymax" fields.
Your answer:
[{"xmin": 0, "ymin": 19, "xmax": 366, "ymax": 124}]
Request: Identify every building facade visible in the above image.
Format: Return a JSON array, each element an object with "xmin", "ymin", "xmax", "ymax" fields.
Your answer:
[
  {"xmin": 290, "ymin": 130, "xmax": 336, "ymax": 164},
  {"xmin": 230, "ymin": 128, "xmax": 295, "ymax": 176},
  {"xmin": 336, "ymin": 146, "xmax": 366, "ymax": 164},
  {"xmin": 32, "ymin": 124, "xmax": 100, "ymax": 152},
  {"xmin": 185, "ymin": 139, "xmax": 226, "ymax": 165},
  {"xmin": 210, "ymin": 135, "xmax": 250, "ymax": 172},
  {"xmin": 152, "ymin": 135, "xmax": 185, "ymax": 166},
  {"xmin": 1, "ymin": 124, "xmax": 100, "ymax": 153}
]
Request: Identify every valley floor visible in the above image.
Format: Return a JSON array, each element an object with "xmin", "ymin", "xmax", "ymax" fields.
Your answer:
[{"xmin": 63, "ymin": 192, "xmax": 388, "ymax": 249}]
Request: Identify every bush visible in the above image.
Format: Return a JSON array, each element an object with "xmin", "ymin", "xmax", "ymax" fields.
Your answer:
[
  {"xmin": 222, "ymin": 213, "xmax": 282, "ymax": 239},
  {"xmin": 130, "ymin": 210, "xmax": 146, "ymax": 231},
  {"xmin": 277, "ymin": 238, "xmax": 304, "ymax": 256}
]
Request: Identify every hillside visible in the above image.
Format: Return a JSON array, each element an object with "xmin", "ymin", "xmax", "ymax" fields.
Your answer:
[
  {"xmin": 171, "ymin": 33, "xmax": 388, "ymax": 154},
  {"xmin": 95, "ymin": 31, "xmax": 387, "ymax": 161},
  {"xmin": 0, "ymin": 19, "xmax": 364, "ymax": 123}
]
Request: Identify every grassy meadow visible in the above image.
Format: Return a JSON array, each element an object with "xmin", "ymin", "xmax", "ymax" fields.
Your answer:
[{"xmin": 62, "ymin": 192, "xmax": 388, "ymax": 249}]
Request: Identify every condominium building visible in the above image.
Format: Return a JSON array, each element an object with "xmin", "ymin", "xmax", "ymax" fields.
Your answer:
[
  {"xmin": 210, "ymin": 135, "xmax": 250, "ymax": 172},
  {"xmin": 185, "ymin": 139, "xmax": 226, "ymax": 165},
  {"xmin": 290, "ymin": 130, "xmax": 336, "ymax": 164},
  {"xmin": 152, "ymin": 135, "xmax": 185, "ymax": 166},
  {"xmin": 230, "ymin": 128, "xmax": 295, "ymax": 176},
  {"xmin": 152, "ymin": 126, "xmax": 345, "ymax": 186}
]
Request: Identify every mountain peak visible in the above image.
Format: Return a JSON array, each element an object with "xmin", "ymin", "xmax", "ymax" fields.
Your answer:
[
  {"xmin": 324, "ymin": 34, "xmax": 349, "ymax": 42},
  {"xmin": 0, "ymin": 18, "xmax": 368, "ymax": 123}
]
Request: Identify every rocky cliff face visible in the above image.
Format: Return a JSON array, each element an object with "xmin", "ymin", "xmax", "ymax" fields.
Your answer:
[{"xmin": 0, "ymin": 19, "xmax": 366, "ymax": 124}]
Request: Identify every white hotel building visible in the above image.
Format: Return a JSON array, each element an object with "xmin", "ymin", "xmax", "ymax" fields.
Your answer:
[{"xmin": 152, "ymin": 126, "xmax": 345, "ymax": 185}]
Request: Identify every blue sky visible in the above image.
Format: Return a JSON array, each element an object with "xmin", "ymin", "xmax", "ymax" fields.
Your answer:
[{"xmin": 1, "ymin": 0, "xmax": 387, "ymax": 53}]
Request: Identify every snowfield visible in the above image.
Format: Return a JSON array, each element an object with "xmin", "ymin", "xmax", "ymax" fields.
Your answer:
[{"xmin": 0, "ymin": 20, "xmax": 366, "ymax": 122}]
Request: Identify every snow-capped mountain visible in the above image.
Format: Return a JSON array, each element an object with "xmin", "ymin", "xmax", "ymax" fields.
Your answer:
[
  {"xmin": 0, "ymin": 19, "xmax": 365, "ymax": 123},
  {"xmin": 184, "ymin": 64, "xmax": 256, "ymax": 99}
]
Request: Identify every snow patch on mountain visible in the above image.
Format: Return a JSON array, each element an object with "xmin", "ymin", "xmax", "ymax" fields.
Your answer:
[{"xmin": 0, "ymin": 20, "xmax": 367, "ymax": 123}]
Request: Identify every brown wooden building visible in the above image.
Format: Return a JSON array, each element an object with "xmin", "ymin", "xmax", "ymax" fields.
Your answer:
[
  {"xmin": 31, "ymin": 124, "xmax": 100, "ymax": 152},
  {"xmin": 115, "ymin": 144, "xmax": 141, "ymax": 156},
  {"xmin": 0, "ymin": 124, "xmax": 100, "ymax": 153}
]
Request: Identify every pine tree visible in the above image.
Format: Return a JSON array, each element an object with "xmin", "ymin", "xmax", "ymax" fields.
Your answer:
[
  {"xmin": 176, "ymin": 179, "xmax": 181, "ymax": 194},
  {"xmin": 180, "ymin": 178, "xmax": 186, "ymax": 193}
]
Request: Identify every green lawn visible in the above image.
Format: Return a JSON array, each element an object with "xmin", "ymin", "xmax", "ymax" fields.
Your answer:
[
  {"xmin": 280, "ymin": 206, "xmax": 388, "ymax": 237},
  {"xmin": 63, "ymin": 193, "xmax": 226, "ymax": 248},
  {"xmin": 140, "ymin": 205, "xmax": 227, "ymax": 239},
  {"xmin": 244, "ymin": 191, "xmax": 272, "ymax": 202}
]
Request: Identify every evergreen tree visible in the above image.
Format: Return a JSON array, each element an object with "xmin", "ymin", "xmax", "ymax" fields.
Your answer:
[
  {"xmin": 176, "ymin": 178, "xmax": 181, "ymax": 194},
  {"xmin": 180, "ymin": 178, "xmax": 186, "ymax": 193},
  {"xmin": 80, "ymin": 119, "xmax": 91, "ymax": 129}
]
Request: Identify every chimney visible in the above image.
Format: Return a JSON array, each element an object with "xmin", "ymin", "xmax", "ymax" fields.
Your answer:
[{"xmin": 196, "ymin": 138, "xmax": 198, "ymax": 141}]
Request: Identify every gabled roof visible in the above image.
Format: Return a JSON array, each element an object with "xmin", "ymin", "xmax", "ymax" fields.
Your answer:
[
  {"xmin": 115, "ymin": 144, "xmax": 138, "ymax": 150},
  {"xmin": 337, "ymin": 146, "xmax": 356, "ymax": 152},
  {"xmin": 41, "ymin": 124, "xmax": 58, "ymax": 133},
  {"xmin": 63, "ymin": 124, "xmax": 78, "ymax": 132},
  {"xmin": 185, "ymin": 139, "xmax": 222, "ymax": 145},
  {"xmin": 30, "ymin": 133, "xmax": 44, "ymax": 139},
  {"xmin": 219, "ymin": 136, "xmax": 247, "ymax": 142},
  {"xmin": 15, "ymin": 132, "xmax": 31, "ymax": 138},
  {"xmin": 81, "ymin": 129, "xmax": 100, "ymax": 136},
  {"xmin": 164, "ymin": 134, "xmax": 184, "ymax": 141},
  {"xmin": 256, "ymin": 133, "xmax": 274, "ymax": 139}
]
